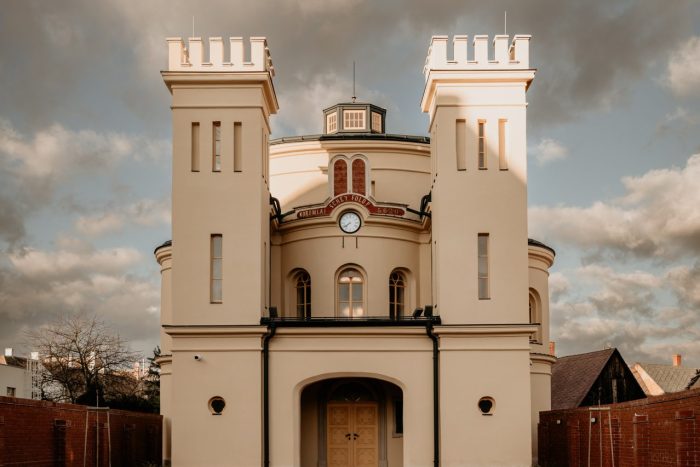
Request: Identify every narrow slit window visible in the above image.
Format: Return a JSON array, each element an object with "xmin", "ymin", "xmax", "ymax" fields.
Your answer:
[
  {"xmin": 211, "ymin": 234, "xmax": 223, "ymax": 303},
  {"xmin": 191, "ymin": 122, "xmax": 200, "ymax": 172},
  {"xmin": 213, "ymin": 122, "xmax": 222, "ymax": 172},
  {"xmin": 498, "ymin": 119, "xmax": 508, "ymax": 170},
  {"xmin": 456, "ymin": 119, "xmax": 466, "ymax": 171},
  {"xmin": 478, "ymin": 234, "xmax": 489, "ymax": 299},
  {"xmin": 478, "ymin": 120, "xmax": 487, "ymax": 169},
  {"xmin": 233, "ymin": 122, "xmax": 242, "ymax": 172}
]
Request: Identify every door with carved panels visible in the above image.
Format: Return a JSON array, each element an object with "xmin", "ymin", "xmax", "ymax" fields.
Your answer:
[{"xmin": 327, "ymin": 402, "xmax": 378, "ymax": 467}]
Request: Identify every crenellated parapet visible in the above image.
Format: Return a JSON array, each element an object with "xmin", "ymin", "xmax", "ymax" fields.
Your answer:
[
  {"xmin": 423, "ymin": 34, "xmax": 531, "ymax": 79},
  {"xmin": 166, "ymin": 36, "xmax": 274, "ymax": 75}
]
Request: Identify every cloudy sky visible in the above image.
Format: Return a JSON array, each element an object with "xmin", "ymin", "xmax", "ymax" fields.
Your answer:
[{"xmin": 1, "ymin": 0, "xmax": 700, "ymax": 366}]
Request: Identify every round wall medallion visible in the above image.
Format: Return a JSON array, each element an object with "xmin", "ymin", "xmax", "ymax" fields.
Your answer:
[{"xmin": 339, "ymin": 211, "xmax": 361, "ymax": 234}]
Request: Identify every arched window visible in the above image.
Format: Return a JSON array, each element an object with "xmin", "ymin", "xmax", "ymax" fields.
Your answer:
[
  {"xmin": 389, "ymin": 271, "xmax": 406, "ymax": 319},
  {"xmin": 529, "ymin": 289, "xmax": 542, "ymax": 343},
  {"xmin": 333, "ymin": 159, "xmax": 348, "ymax": 196},
  {"xmin": 351, "ymin": 158, "xmax": 366, "ymax": 195},
  {"xmin": 338, "ymin": 268, "xmax": 364, "ymax": 318},
  {"xmin": 295, "ymin": 271, "xmax": 311, "ymax": 318}
]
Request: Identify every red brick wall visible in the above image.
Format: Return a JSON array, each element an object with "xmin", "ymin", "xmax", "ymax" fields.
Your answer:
[
  {"xmin": 0, "ymin": 396, "xmax": 161, "ymax": 467},
  {"xmin": 539, "ymin": 388, "xmax": 700, "ymax": 467}
]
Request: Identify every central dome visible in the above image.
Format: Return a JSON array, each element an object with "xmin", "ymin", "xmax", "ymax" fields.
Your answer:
[{"xmin": 323, "ymin": 102, "xmax": 386, "ymax": 135}]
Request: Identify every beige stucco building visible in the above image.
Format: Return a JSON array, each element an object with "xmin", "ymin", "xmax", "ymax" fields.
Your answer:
[{"xmin": 155, "ymin": 33, "xmax": 556, "ymax": 467}]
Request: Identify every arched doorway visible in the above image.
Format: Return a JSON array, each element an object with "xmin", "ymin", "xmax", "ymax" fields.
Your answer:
[{"xmin": 301, "ymin": 378, "xmax": 403, "ymax": 467}]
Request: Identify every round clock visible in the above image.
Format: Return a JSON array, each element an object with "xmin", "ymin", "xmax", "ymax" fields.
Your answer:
[{"xmin": 339, "ymin": 211, "xmax": 361, "ymax": 234}]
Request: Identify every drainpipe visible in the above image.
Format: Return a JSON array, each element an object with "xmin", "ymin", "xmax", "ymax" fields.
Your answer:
[
  {"xmin": 426, "ymin": 322, "xmax": 440, "ymax": 467},
  {"xmin": 262, "ymin": 323, "xmax": 276, "ymax": 467}
]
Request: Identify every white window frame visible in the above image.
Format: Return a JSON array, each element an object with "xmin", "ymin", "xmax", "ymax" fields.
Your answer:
[
  {"xmin": 371, "ymin": 111, "xmax": 382, "ymax": 133},
  {"xmin": 343, "ymin": 110, "xmax": 366, "ymax": 130},
  {"xmin": 327, "ymin": 113, "xmax": 338, "ymax": 133},
  {"xmin": 336, "ymin": 267, "xmax": 365, "ymax": 318},
  {"xmin": 478, "ymin": 120, "xmax": 487, "ymax": 170},
  {"xmin": 212, "ymin": 121, "xmax": 222, "ymax": 172}
]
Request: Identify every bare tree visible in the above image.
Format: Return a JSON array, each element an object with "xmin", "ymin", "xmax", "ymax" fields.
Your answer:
[{"xmin": 27, "ymin": 312, "xmax": 139, "ymax": 404}]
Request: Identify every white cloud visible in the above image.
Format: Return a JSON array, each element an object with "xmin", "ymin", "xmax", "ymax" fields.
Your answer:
[
  {"xmin": 531, "ymin": 138, "xmax": 569, "ymax": 165},
  {"xmin": 9, "ymin": 246, "xmax": 141, "ymax": 280},
  {"xmin": 75, "ymin": 198, "xmax": 171, "ymax": 236},
  {"xmin": 665, "ymin": 36, "xmax": 700, "ymax": 96},
  {"xmin": 530, "ymin": 154, "xmax": 700, "ymax": 260}
]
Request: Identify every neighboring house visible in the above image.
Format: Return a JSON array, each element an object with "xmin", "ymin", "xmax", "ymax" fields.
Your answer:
[
  {"xmin": 632, "ymin": 355, "xmax": 700, "ymax": 396},
  {"xmin": 156, "ymin": 33, "xmax": 557, "ymax": 466},
  {"xmin": 0, "ymin": 348, "xmax": 40, "ymax": 399},
  {"xmin": 551, "ymin": 348, "xmax": 646, "ymax": 410}
]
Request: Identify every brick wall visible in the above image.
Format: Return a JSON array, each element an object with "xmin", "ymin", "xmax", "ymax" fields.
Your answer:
[
  {"xmin": 0, "ymin": 395, "xmax": 161, "ymax": 467},
  {"xmin": 539, "ymin": 387, "xmax": 700, "ymax": 467}
]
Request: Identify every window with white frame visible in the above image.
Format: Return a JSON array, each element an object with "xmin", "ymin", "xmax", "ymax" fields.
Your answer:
[
  {"xmin": 478, "ymin": 234, "xmax": 489, "ymax": 299},
  {"xmin": 389, "ymin": 271, "xmax": 406, "ymax": 319},
  {"xmin": 371, "ymin": 112, "xmax": 382, "ymax": 132},
  {"xmin": 295, "ymin": 270, "xmax": 311, "ymax": 318},
  {"xmin": 337, "ymin": 268, "xmax": 364, "ymax": 317},
  {"xmin": 326, "ymin": 113, "xmax": 338, "ymax": 133},
  {"xmin": 211, "ymin": 234, "xmax": 223, "ymax": 303},
  {"xmin": 6, "ymin": 387, "xmax": 16, "ymax": 397},
  {"xmin": 343, "ymin": 110, "xmax": 365, "ymax": 130}
]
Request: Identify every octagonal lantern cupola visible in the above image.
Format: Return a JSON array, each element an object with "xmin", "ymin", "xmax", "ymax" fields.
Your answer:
[{"xmin": 323, "ymin": 102, "xmax": 386, "ymax": 135}]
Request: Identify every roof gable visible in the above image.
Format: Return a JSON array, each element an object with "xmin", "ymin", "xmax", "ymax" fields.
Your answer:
[{"xmin": 551, "ymin": 348, "xmax": 615, "ymax": 410}]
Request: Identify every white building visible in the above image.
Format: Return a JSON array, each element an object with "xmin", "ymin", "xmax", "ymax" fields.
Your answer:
[
  {"xmin": 156, "ymin": 33, "xmax": 556, "ymax": 466},
  {"xmin": 0, "ymin": 348, "xmax": 40, "ymax": 400}
]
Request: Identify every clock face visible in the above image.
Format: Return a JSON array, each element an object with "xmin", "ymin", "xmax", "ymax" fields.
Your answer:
[{"xmin": 339, "ymin": 211, "xmax": 361, "ymax": 234}]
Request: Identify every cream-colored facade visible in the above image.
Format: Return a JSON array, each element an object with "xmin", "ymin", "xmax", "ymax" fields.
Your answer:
[{"xmin": 156, "ymin": 33, "xmax": 556, "ymax": 467}]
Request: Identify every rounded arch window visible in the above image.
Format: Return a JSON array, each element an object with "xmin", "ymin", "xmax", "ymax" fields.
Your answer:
[
  {"xmin": 337, "ymin": 268, "xmax": 364, "ymax": 318},
  {"xmin": 389, "ymin": 271, "xmax": 406, "ymax": 319},
  {"xmin": 351, "ymin": 158, "xmax": 366, "ymax": 195},
  {"xmin": 209, "ymin": 396, "xmax": 226, "ymax": 415},
  {"xmin": 295, "ymin": 270, "xmax": 311, "ymax": 319},
  {"xmin": 529, "ymin": 289, "xmax": 542, "ymax": 343},
  {"xmin": 333, "ymin": 159, "xmax": 348, "ymax": 196}
]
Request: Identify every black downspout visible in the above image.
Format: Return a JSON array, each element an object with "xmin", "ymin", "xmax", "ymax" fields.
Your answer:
[
  {"xmin": 262, "ymin": 323, "xmax": 276, "ymax": 467},
  {"xmin": 426, "ymin": 323, "xmax": 440, "ymax": 467}
]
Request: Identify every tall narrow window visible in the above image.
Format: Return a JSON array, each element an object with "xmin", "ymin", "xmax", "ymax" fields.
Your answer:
[
  {"xmin": 456, "ymin": 119, "xmax": 466, "ymax": 171},
  {"xmin": 389, "ymin": 271, "xmax": 406, "ymax": 319},
  {"xmin": 191, "ymin": 122, "xmax": 200, "ymax": 172},
  {"xmin": 233, "ymin": 122, "xmax": 242, "ymax": 172},
  {"xmin": 478, "ymin": 234, "xmax": 489, "ymax": 299},
  {"xmin": 211, "ymin": 235, "xmax": 223, "ymax": 303},
  {"xmin": 529, "ymin": 290, "xmax": 542, "ymax": 342},
  {"xmin": 333, "ymin": 159, "xmax": 348, "ymax": 196},
  {"xmin": 212, "ymin": 122, "xmax": 222, "ymax": 172},
  {"xmin": 351, "ymin": 159, "xmax": 366, "ymax": 195},
  {"xmin": 498, "ymin": 119, "xmax": 508, "ymax": 170},
  {"xmin": 295, "ymin": 271, "xmax": 311, "ymax": 318},
  {"xmin": 337, "ymin": 268, "xmax": 364, "ymax": 318},
  {"xmin": 478, "ymin": 120, "xmax": 487, "ymax": 170}
]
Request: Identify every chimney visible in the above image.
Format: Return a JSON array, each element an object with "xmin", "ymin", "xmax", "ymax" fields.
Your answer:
[
  {"xmin": 673, "ymin": 354, "xmax": 682, "ymax": 367},
  {"xmin": 4, "ymin": 348, "xmax": 12, "ymax": 357},
  {"xmin": 549, "ymin": 341, "xmax": 556, "ymax": 356}
]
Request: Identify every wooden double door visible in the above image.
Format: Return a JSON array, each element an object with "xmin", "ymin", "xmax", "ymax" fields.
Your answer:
[{"xmin": 327, "ymin": 402, "xmax": 379, "ymax": 467}]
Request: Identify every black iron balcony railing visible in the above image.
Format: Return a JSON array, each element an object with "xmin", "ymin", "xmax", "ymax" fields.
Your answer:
[{"xmin": 260, "ymin": 314, "xmax": 441, "ymax": 327}]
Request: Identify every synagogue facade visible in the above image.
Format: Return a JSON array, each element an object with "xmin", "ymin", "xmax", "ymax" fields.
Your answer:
[{"xmin": 156, "ymin": 32, "xmax": 555, "ymax": 467}]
